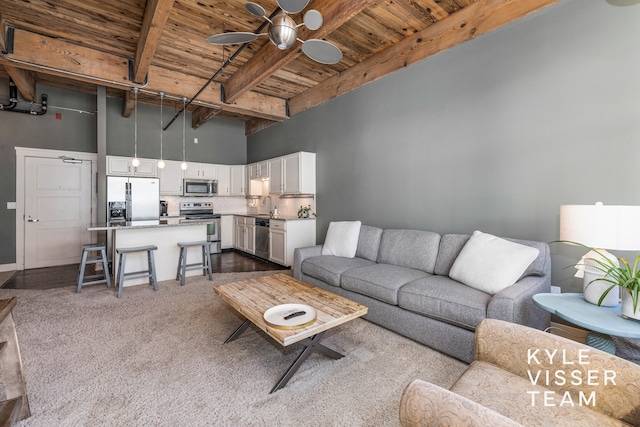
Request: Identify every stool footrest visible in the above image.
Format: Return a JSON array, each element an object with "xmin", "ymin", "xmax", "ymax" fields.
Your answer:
[{"xmin": 78, "ymin": 245, "xmax": 111, "ymax": 293}]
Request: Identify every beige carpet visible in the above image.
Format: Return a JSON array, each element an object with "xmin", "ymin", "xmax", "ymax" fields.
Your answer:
[{"xmin": 0, "ymin": 271, "xmax": 467, "ymax": 426}]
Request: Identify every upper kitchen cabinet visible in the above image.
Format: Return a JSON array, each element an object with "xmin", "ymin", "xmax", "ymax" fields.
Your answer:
[
  {"xmin": 217, "ymin": 164, "xmax": 230, "ymax": 196},
  {"xmin": 107, "ymin": 156, "xmax": 157, "ymax": 177},
  {"xmin": 268, "ymin": 152, "xmax": 316, "ymax": 195},
  {"xmin": 249, "ymin": 161, "xmax": 269, "ymax": 180},
  {"xmin": 183, "ymin": 162, "xmax": 217, "ymax": 179},
  {"xmin": 230, "ymin": 165, "xmax": 246, "ymax": 196},
  {"xmin": 158, "ymin": 160, "xmax": 184, "ymax": 195}
]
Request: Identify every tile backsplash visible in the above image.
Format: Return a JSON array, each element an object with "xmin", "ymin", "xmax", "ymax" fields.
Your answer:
[{"xmin": 160, "ymin": 180, "xmax": 315, "ymax": 218}]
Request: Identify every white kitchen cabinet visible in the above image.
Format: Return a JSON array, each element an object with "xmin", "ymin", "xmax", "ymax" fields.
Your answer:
[
  {"xmin": 268, "ymin": 152, "xmax": 315, "ymax": 195},
  {"xmin": 249, "ymin": 161, "xmax": 269, "ymax": 180},
  {"xmin": 184, "ymin": 162, "xmax": 217, "ymax": 179},
  {"xmin": 217, "ymin": 164, "xmax": 230, "ymax": 196},
  {"xmin": 221, "ymin": 215, "xmax": 234, "ymax": 249},
  {"xmin": 268, "ymin": 157, "xmax": 283, "ymax": 194},
  {"xmin": 230, "ymin": 165, "xmax": 246, "ymax": 196},
  {"xmin": 234, "ymin": 216, "xmax": 255, "ymax": 254},
  {"xmin": 246, "ymin": 219, "xmax": 255, "ymax": 254},
  {"xmin": 158, "ymin": 160, "xmax": 184, "ymax": 195},
  {"xmin": 269, "ymin": 219, "xmax": 316, "ymax": 267},
  {"xmin": 235, "ymin": 216, "xmax": 246, "ymax": 251},
  {"xmin": 107, "ymin": 156, "xmax": 157, "ymax": 177}
]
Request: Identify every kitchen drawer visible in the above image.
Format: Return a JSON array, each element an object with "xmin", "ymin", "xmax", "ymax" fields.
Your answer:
[{"xmin": 270, "ymin": 220, "xmax": 286, "ymax": 231}]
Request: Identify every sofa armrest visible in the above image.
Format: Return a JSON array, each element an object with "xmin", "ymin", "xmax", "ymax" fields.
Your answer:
[
  {"xmin": 487, "ymin": 274, "xmax": 551, "ymax": 330},
  {"xmin": 399, "ymin": 379, "xmax": 522, "ymax": 427},
  {"xmin": 475, "ymin": 319, "xmax": 640, "ymax": 425},
  {"xmin": 293, "ymin": 245, "xmax": 323, "ymax": 280}
]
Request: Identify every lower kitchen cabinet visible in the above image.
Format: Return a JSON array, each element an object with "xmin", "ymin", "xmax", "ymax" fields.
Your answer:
[
  {"xmin": 234, "ymin": 216, "xmax": 255, "ymax": 254},
  {"xmin": 221, "ymin": 215, "xmax": 234, "ymax": 249},
  {"xmin": 269, "ymin": 219, "xmax": 316, "ymax": 267}
]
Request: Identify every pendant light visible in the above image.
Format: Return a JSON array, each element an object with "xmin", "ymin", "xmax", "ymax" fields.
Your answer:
[
  {"xmin": 180, "ymin": 97, "xmax": 188, "ymax": 170},
  {"xmin": 157, "ymin": 92, "xmax": 165, "ymax": 169},
  {"xmin": 131, "ymin": 87, "xmax": 140, "ymax": 167}
]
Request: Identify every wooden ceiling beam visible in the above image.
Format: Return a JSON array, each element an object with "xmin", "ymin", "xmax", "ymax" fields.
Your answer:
[
  {"xmin": 3, "ymin": 65, "xmax": 36, "ymax": 102},
  {"xmin": 0, "ymin": 28, "xmax": 288, "ymax": 121},
  {"xmin": 122, "ymin": 88, "xmax": 135, "ymax": 118},
  {"xmin": 245, "ymin": 117, "xmax": 278, "ymax": 136},
  {"xmin": 289, "ymin": 0, "xmax": 562, "ymax": 117},
  {"xmin": 192, "ymin": 106, "xmax": 220, "ymax": 129},
  {"xmin": 132, "ymin": 0, "xmax": 175, "ymax": 85},
  {"xmin": 0, "ymin": 15, "xmax": 7, "ymax": 53},
  {"xmin": 223, "ymin": 0, "xmax": 374, "ymax": 104}
]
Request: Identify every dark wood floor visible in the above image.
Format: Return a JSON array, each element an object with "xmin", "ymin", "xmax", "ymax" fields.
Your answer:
[{"xmin": 2, "ymin": 251, "xmax": 287, "ymax": 290}]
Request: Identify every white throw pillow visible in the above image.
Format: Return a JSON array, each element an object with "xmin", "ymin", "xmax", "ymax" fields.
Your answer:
[
  {"xmin": 449, "ymin": 230, "xmax": 539, "ymax": 295},
  {"xmin": 321, "ymin": 221, "xmax": 362, "ymax": 258}
]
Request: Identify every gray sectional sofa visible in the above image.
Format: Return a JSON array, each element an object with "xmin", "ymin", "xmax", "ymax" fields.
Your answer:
[{"xmin": 293, "ymin": 225, "xmax": 551, "ymax": 363}]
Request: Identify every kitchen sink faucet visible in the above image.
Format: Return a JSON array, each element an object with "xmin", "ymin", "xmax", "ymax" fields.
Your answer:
[{"xmin": 261, "ymin": 195, "xmax": 273, "ymax": 216}]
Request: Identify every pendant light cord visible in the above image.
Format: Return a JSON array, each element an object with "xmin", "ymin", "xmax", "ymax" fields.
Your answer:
[
  {"xmin": 159, "ymin": 92, "xmax": 164, "ymax": 161},
  {"xmin": 133, "ymin": 87, "xmax": 138, "ymax": 159},
  {"xmin": 182, "ymin": 97, "xmax": 187, "ymax": 164}
]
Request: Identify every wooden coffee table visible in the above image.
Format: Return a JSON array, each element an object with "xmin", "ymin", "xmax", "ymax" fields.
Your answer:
[{"xmin": 213, "ymin": 273, "xmax": 368, "ymax": 393}]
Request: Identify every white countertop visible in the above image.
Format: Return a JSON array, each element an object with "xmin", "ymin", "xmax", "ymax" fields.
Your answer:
[
  {"xmin": 88, "ymin": 218, "xmax": 215, "ymax": 231},
  {"xmin": 222, "ymin": 212, "xmax": 316, "ymax": 221}
]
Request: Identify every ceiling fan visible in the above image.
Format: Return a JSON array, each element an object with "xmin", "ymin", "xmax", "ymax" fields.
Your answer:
[{"xmin": 206, "ymin": 0, "xmax": 342, "ymax": 65}]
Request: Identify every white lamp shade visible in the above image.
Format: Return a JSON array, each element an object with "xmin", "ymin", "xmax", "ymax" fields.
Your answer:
[{"xmin": 560, "ymin": 204, "xmax": 640, "ymax": 250}]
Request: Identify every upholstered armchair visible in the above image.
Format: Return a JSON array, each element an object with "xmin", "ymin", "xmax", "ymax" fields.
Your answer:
[{"xmin": 400, "ymin": 318, "xmax": 640, "ymax": 426}]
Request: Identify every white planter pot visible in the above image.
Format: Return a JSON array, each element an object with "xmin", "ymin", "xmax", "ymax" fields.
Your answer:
[
  {"xmin": 583, "ymin": 272, "xmax": 619, "ymax": 307},
  {"xmin": 621, "ymin": 291, "xmax": 640, "ymax": 321}
]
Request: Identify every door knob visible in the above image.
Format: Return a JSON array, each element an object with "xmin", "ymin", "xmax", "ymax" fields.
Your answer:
[{"xmin": 27, "ymin": 217, "xmax": 39, "ymax": 222}]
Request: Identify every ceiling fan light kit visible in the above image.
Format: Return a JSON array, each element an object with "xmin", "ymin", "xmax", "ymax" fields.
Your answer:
[
  {"xmin": 207, "ymin": 0, "xmax": 342, "ymax": 65},
  {"xmin": 269, "ymin": 13, "xmax": 298, "ymax": 50}
]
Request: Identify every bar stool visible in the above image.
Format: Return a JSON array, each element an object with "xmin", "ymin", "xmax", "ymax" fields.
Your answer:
[
  {"xmin": 115, "ymin": 245, "xmax": 158, "ymax": 299},
  {"xmin": 77, "ymin": 243, "xmax": 111, "ymax": 293},
  {"xmin": 176, "ymin": 241, "xmax": 213, "ymax": 286}
]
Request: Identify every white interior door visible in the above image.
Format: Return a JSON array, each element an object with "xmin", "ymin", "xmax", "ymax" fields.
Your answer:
[{"xmin": 24, "ymin": 157, "xmax": 93, "ymax": 268}]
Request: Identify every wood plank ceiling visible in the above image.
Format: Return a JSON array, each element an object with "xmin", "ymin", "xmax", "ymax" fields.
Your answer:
[{"xmin": 0, "ymin": 0, "xmax": 561, "ymax": 135}]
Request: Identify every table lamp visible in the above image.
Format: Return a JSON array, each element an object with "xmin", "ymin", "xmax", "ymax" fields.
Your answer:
[{"xmin": 559, "ymin": 203, "xmax": 640, "ymax": 306}]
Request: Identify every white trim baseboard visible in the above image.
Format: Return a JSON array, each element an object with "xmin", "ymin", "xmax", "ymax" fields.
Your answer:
[{"xmin": 0, "ymin": 264, "xmax": 17, "ymax": 273}]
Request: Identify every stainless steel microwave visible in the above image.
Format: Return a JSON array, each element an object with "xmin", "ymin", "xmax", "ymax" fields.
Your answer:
[{"xmin": 183, "ymin": 178, "xmax": 217, "ymax": 197}]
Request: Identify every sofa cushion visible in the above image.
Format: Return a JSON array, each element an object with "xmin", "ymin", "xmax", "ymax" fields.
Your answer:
[
  {"xmin": 452, "ymin": 361, "xmax": 628, "ymax": 426},
  {"xmin": 322, "ymin": 221, "xmax": 361, "ymax": 258},
  {"xmin": 436, "ymin": 233, "xmax": 548, "ymax": 278},
  {"xmin": 449, "ymin": 231, "xmax": 540, "ymax": 295},
  {"xmin": 434, "ymin": 234, "xmax": 470, "ymax": 276},
  {"xmin": 301, "ymin": 255, "xmax": 375, "ymax": 287},
  {"xmin": 355, "ymin": 225, "xmax": 383, "ymax": 262},
  {"xmin": 398, "ymin": 276, "xmax": 491, "ymax": 330},
  {"xmin": 377, "ymin": 229, "xmax": 441, "ymax": 273},
  {"xmin": 341, "ymin": 264, "xmax": 429, "ymax": 305}
]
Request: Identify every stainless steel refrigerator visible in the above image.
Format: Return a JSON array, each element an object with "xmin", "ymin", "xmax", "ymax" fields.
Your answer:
[{"xmin": 107, "ymin": 176, "xmax": 160, "ymax": 221}]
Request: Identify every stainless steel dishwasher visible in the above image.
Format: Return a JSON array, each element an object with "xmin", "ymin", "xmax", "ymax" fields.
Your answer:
[{"xmin": 254, "ymin": 218, "xmax": 270, "ymax": 260}]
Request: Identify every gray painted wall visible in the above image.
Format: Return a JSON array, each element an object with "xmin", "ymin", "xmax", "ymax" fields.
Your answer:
[
  {"xmin": 106, "ymin": 97, "xmax": 246, "ymax": 164},
  {"xmin": 0, "ymin": 83, "xmax": 246, "ymax": 265},
  {"xmin": 0, "ymin": 84, "xmax": 96, "ymax": 264},
  {"xmin": 247, "ymin": 0, "xmax": 640, "ymax": 292}
]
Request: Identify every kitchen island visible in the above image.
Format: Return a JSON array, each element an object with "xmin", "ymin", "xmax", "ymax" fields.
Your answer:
[{"xmin": 89, "ymin": 219, "xmax": 212, "ymax": 287}]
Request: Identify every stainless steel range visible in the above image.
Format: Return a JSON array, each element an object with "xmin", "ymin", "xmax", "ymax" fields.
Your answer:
[{"xmin": 179, "ymin": 202, "xmax": 221, "ymax": 254}]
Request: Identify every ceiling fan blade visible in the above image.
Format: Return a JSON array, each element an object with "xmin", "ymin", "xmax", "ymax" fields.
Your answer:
[
  {"xmin": 245, "ymin": 2, "xmax": 266, "ymax": 17},
  {"xmin": 206, "ymin": 32, "xmax": 259, "ymax": 45},
  {"xmin": 301, "ymin": 39, "xmax": 342, "ymax": 65},
  {"xmin": 303, "ymin": 10, "xmax": 322, "ymax": 31},
  {"xmin": 276, "ymin": 0, "xmax": 310, "ymax": 14}
]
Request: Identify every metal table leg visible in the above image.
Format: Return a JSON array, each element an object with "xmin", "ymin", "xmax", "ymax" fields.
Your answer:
[
  {"xmin": 270, "ymin": 332, "xmax": 344, "ymax": 393},
  {"xmin": 224, "ymin": 319, "xmax": 251, "ymax": 344}
]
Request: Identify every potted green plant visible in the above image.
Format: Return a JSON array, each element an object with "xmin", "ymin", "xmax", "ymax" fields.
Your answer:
[
  {"xmin": 561, "ymin": 242, "xmax": 640, "ymax": 321},
  {"xmin": 297, "ymin": 205, "xmax": 316, "ymax": 218}
]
